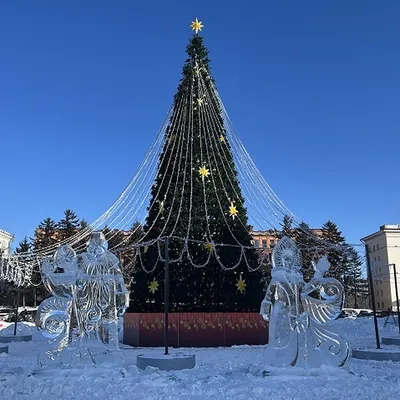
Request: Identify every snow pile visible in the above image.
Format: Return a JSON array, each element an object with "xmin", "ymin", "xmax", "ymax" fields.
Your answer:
[{"xmin": 0, "ymin": 317, "xmax": 400, "ymax": 400}]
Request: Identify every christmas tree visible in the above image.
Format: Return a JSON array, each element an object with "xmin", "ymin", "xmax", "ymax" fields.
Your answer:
[{"xmin": 130, "ymin": 19, "xmax": 264, "ymax": 312}]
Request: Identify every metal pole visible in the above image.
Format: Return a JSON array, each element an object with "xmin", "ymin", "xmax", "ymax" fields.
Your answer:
[
  {"xmin": 164, "ymin": 237, "xmax": 169, "ymax": 355},
  {"xmin": 13, "ymin": 287, "xmax": 20, "ymax": 336},
  {"xmin": 365, "ymin": 244, "xmax": 381, "ymax": 349},
  {"xmin": 391, "ymin": 264, "xmax": 400, "ymax": 335}
]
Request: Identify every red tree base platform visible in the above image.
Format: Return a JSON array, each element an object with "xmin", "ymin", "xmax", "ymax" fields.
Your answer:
[{"xmin": 123, "ymin": 312, "xmax": 268, "ymax": 347}]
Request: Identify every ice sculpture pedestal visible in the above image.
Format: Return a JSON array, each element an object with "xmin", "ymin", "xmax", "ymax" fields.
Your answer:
[
  {"xmin": 0, "ymin": 345, "xmax": 8, "ymax": 354},
  {"xmin": 137, "ymin": 352, "xmax": 196, "ymax": 371},
  {"xmin": 352, "ymin": 348, "xmax": 400, "ymax": 362},
  {"xmin": 382, "ymin": 336, "xmax": 400, "ymax": 346},
  {"xmin": 0, "ymin": 334, "xmax": 32, "ymax": 343}
]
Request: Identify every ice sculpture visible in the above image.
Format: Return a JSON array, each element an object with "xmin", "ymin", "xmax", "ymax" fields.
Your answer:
[
  {"xmin": 260, "ymin": 236, "xmax": 349, "ymax": 368},
  {"xmin": 36, "ymin": 232, "xmax": 129, "ymax": 365}
]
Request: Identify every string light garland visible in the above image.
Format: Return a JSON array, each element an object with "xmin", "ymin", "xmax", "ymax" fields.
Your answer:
[{"xmin": 0, "ymin": 18, "xmax": 365, "ymax": 288}]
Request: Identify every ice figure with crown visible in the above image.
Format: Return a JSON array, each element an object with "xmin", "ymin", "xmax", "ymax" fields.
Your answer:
[
  {"xmin": 260, "ymin": 236, "xmax": 349, "ymax": 368},
  {"xmin": 36, "ymin": 232, "xmax": 129, "ymax": 366}
]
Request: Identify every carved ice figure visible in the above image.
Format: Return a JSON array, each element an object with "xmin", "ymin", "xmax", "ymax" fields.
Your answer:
[
  {"xmin": 36, "ymin": 232, "xmax": 129, "ymax": 361},
  {"xmin": 75, "ymin": 232, "xmax": 129, "ymax": 350},
  {"xmin": 260, "ymin": 236, "xmax": 349, "ymax": 368},
  {"xmin": 36, "ymin": 245, "xmax": 78, "ymax": 352}
]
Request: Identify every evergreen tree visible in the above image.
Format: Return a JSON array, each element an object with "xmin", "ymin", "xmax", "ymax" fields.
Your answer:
[
  {"xmin": 15, "ymin": 237, "xmax": 32, "ymax": 254},
  {"xmin": 80, "ymin": 219, "xmax": 88, "ymax": 230},
  {"xmin": 130, "ymin": 29, "xmax": 263, "ymax": 312},
  {"xmin": 295, "ymin": 222, "xmax": 320, "ymax": 281},
  {"xmin": 58, "ymin": 209, "xmax": 80, "ymax": 240},
  {"xmin": 321, "ymin": 221, "xmax": 347, "ymax": 282},
  {"xmin": 342, "ymin": 245, "xmax": 364, "ymax": 308},
  {"xmin": 277, "ymin": 215, "xmax": 293, "ymax": 239},
  {"xmin": 32, "ymin": 217, "xmax": 58, "ymax": 303},
  {"xmin": 33, "ymin": 217, "xmax": 58, "ymax": 250}
]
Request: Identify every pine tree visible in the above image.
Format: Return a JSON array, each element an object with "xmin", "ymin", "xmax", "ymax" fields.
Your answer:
[
  {"xmin": 295, "ymin": 222, "xmax": 320, "ymax": 281},
  {"xmin": 343, "ymin": 245, "xmax": 364, "ymax": 308},
  {"xmin": 32, "ymin": 217, "xmax": 58, "ymax": 303},
  {"xmin": 80, "ymin": 219, "xmax": 88, "ymax": 230},
  {"xmin": 321, "ymin": 221, "xmax": 347, "ymax": 282},
  {"xmin": 277, "ymin": 215, "xmax": 293, "ymax": 240},
  {"xmin": 33, "ymin": 217, "xmax": 58, "ymax": 250},
  {"xmin": 130, "ymin": 29, "xmax": 263, "ymax": 312},
  {"xmin": 15, "ymin": 237, "xmax": 32, "ymax": 254},
  {"xmin": 58, "ymin": 209, "xmax": 80, "ymax": 240}
]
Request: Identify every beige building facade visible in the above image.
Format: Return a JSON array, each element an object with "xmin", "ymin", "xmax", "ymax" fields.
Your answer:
[
  {"xmin": 0, "ymin": 229, "xmax": 14, "ymax": 255},
  {"xmin": 361, "ymin": 225, "xmax": 400, "ymax": 311}
]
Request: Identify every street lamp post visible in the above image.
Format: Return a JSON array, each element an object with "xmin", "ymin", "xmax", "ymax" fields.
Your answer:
[
  {"xmin": 389, "ymin": 264, "xmax": 400, "ymax": 335},
  {"xmin": 365, "ymin": 244, "xmax": 381, "ymax": 349}
]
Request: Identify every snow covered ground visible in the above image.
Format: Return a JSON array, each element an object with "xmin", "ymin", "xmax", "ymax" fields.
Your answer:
[{"xmin": 1, "ymin": 317, "xmax": 400, "ymax": 400}]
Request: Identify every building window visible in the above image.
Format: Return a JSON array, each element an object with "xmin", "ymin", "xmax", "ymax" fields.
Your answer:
[
  {"xmin": 377, "ymin": 291, "xmax": 379, "ymax": 297},
  {"xmin": 382, "ymin": 302, "xmax": 385, "ymax": 309},
  {"xmin": 377, "ymin": 244, "xmax": 379, "ymax": 250},
  {"xmin": 381, "ymin": 290, "xmax": 383, "ymax": 296},
  {"xmin": 369, "ymin": 246, "xmax": 372, "ymax": 253},
  {"xmin": 254, "ymin": 240, "xmax": 259, "ymax": 248},
  {"xmin": 374, "ymin": 257, "xmax": 376, "ymax": 262},
  {"xmin": 378, "ymin": 256, "xmax": 380, "ymax": 261},
  {"xmin": 373, "ymin": 245, "xmax": 376, "ymax": 251},
  {"xmin": 379, "ymin": 267, "xmax": 381, "ymax": 273},
  {"xmin": 262, "ymin": 240, "xmax": 267, "ymax": 249},
  {"xmin": 378, "ymin": 302, "xmax": 380, "ymax": 308},
  {"xmin": 270, "ymin": 240, "xmax": 275, "ymax": 248}
]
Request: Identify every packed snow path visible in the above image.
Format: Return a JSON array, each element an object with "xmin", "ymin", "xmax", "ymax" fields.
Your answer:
[{"xmin": 1, "ymin": 318, "xmax": 400, "ymax": 400}]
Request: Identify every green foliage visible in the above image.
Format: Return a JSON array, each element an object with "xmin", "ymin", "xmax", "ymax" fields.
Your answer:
[
  {"xmin": 321, "ymin": 220, "xmax": 347, "ymax": 282},
  {"xmin": 58, "ymin": 209, "xmax": 80, "ymax": 240},
  {"xmin": 294, "ymin": 222, "xmax": 321, "ymax": 282},
  {"xmin": 33, "ymin": 217, "xmax": 58, "ymax": 250},
  {"xmin": 130, "ymin": 34, "xmax": 264, "ymax": 312},
  {"xmin": 15, "ymin": 237, "xmax": 32, "ymax": 253},
  {"xmin": 277, "ymin": 215, "xmax": 293, "ymax": 240}
]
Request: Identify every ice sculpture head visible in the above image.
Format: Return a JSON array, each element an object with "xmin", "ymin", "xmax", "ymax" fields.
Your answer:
[
  {"xmin": 87, "ymin": 231, "xmax": 108, "ymax": 259},
  {"xmin": 41, "ymin": 245, "xmax": 77, "ymax": 298},
  {"xmin": 272, "ymin": 236, "xmax": 302, "ymax": 272}
]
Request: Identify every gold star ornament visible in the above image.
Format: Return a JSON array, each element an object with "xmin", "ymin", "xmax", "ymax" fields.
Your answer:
[
  {"xmin": 203, "ymin": 241, "xmax": 214, "ymax": 253},
  {"xmin": 236, "ymin": 274, "xmax": 247, "ymax": 294},
  {"xmin": 219, "ymin": 135, "xmax": 225, "ymax": 143},
  {"xmin": 148, "ymin": 279, "xmax": 159, "ymax": 294},
  {"xmin": 229, "ymin": 202, "xmax": 238, "ymax": 219},
  {"xmin": 199, "ymin": 165, "xmax": 210, "ymax": 179},
  {"xmin": 196, "ymin": 97, "xmax": 204, "ymax": 106},
  {"xmin": 190, "ymin": 18, "xmax": 204, "ymax": 34}
]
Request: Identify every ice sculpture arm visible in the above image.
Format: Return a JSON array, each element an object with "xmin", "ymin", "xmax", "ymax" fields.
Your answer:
[
  {"xmin": 301, "ymin": 277, "xmax": 344, "ymax": 325},
  {"xmin": 260, "ymin": 281, "xmax": 276, "ymax": 321},
  {"xmin": 111, "ymin": 265, "xmax": 129, "ymax": 316}
]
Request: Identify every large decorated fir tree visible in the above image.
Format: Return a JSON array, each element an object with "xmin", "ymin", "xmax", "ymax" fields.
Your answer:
[{"xmin": 130, "ymin": 19, "xmax": 264, "ymax": 312}]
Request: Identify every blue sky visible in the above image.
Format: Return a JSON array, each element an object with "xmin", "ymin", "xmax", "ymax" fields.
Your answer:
[{"xmin": 0, "ymin": 1, "xmax": 399, "ymax": 249}]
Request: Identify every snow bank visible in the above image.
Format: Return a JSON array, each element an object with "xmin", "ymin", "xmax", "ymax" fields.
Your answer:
[{"xmin": 0, "ymin": 317, "xmax": 399, "ymax": 400}]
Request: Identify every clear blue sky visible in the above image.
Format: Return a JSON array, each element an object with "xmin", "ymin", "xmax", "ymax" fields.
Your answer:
[{"xmin": 1, "ymin": 1, "xmax": 399, "ymax": 249}]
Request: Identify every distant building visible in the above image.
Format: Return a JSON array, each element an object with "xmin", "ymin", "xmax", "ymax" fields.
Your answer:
[
  {"xmin": 0, "ymin": 229, "xmax": 14, "ymax": 255},
  {"xmin": 361, "ymin": 225, "xmax": 400, "ymax": 311},
  {"xmin": 250, "ymin": 228, "xmax": 323, "ymax": 261}
]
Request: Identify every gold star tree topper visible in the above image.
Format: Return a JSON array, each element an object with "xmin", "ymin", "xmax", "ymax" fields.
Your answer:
[
  {"xmin": 148, "ymin": 279, "xmax": 159, "ymax": 294},
  {"xmin": 190, "ymin": 18, "xmax": 204, "ymax": 34},
  {"xmin": 229, "ymin": 202, "xmax": 238, "ymax": 219},
  {"xmin": 236, "ymin": 274, "xmax": 247, "ymax": 294},
  {"xmin": 199, "ymin": 165, "xmax": 210, "ymax": 179}
]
